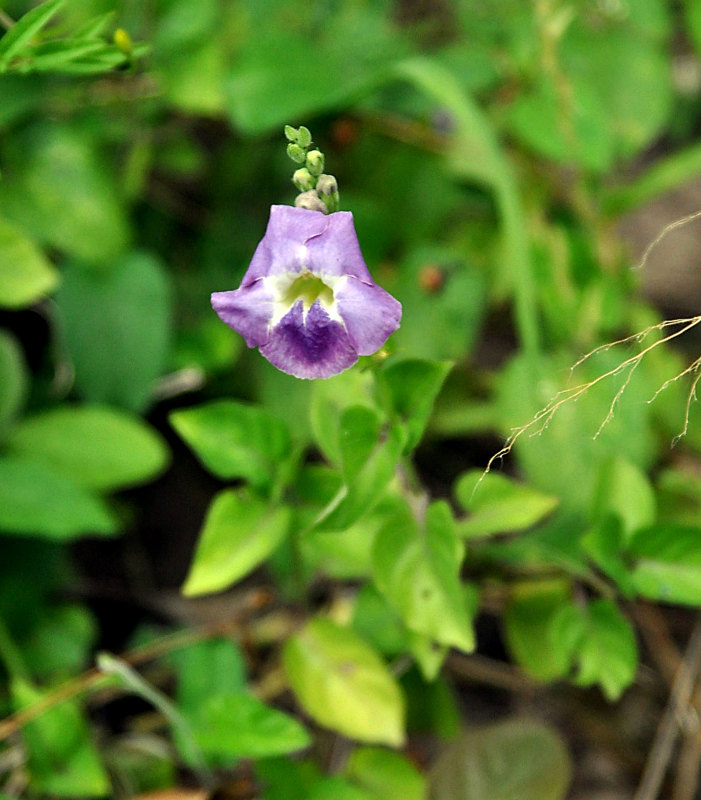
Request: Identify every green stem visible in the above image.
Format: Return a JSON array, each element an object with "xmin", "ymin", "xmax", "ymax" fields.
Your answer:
[{"xmin": 97, "ymin": 652, "xmax": 215, "ymax": 789}]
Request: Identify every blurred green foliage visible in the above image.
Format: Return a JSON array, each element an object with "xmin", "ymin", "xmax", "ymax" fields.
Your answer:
[{"xmin": 3, "ymin": 0, "xmax": 701, "ymax": 796}]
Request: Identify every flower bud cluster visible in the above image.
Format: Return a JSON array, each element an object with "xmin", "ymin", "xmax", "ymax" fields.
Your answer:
[{"xmin": 284, "ymin": 125, "xmax": 340, "ymax": 214}]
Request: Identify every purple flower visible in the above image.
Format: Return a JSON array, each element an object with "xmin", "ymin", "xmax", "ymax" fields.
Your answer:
[{"xmin": 211, "ymin": 205, "xmax": 402, "ymax": 379}]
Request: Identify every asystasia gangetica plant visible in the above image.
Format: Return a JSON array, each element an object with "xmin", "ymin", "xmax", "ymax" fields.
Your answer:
[
  {"xmin": 211, "ymin": 126, "xmax": 402, "ymax": 379},
  {"xmin": 167, "ymin": 128, "xmax": 638, "ymax": 782}
]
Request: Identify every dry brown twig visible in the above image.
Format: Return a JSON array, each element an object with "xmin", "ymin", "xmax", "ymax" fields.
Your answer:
[{"xmin": 484, "ymin": 206, "xmax": 701, "ymax": 478}]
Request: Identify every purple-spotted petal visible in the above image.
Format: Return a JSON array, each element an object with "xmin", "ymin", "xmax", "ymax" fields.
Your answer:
[
  {"xmin": 260, "ymin": 300, "xmax": 358, "ymax": 379},
  {"xmin": 335, "ymin": 277, "xmax": 402, "ymax": 355},
  {"xmin": 211, "ymin": 279, "xmax": 273, "ymax": 348}
]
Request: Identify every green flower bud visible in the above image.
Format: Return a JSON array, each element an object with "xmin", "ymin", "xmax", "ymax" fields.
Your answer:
[
  {"xmin": 316, "ymin": 174, "xmax": 339, "ymax": 213},
  {"xmin": 294, "ymin": 190, "xmax": 327, "ymax": 213},
  {"xmin": 297, "ymin": 126, "xmax": 312, "ymax": 148},
  {"xmin": 293, "ymin": 167, "xmax": 316, "ymax": 192},
  {"xmin": 287, "ymin": 143, "xmax": 307, "ymax": 164},
  {"xmin": 305, "ymin": 149, "xmax": 324, "ymax": 177},
  {"xmin": 114, "ymin": 28, "xmax": 133, "ymax": 56},
  {"xmin": 284, "ymin": 125, "xmax": 298, "ymax": 143},
  {"xmin": 315, "ymin": 174, "xmax": 337, "ymax": 196}
]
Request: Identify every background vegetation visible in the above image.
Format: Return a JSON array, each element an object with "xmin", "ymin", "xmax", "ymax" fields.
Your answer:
[{"xmin": 3, "ymin": 0, "xmax": 701, "ymax": 798}]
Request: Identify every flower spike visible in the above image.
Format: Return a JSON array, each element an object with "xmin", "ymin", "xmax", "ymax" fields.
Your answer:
[{"xmin": 210, "ymin": 128, "xmax": 401, "ymax": 380}]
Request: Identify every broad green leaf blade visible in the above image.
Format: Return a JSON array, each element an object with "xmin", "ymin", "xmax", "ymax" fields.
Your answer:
[
  {"xmin": 628, "ymin": 524, "xmax": 701, "ymax": 604},
  {"xmin": 307, "ymin": 778, "xmax": 374, "ymax": 800},
  {"xmin": 56, "ymin": 252, "xmax": 171, "ymax": 412},
  {"xmin": 503, "ymin": 579, "xmax": 576, "ymax": 682},
  {"xmin": 0, "ymin": 123, "xmax": 130, "ymax": 263},
  {"xmin": 345, "ymin": 747, "xmax": 426, "ymax": 800},
  {"xmin": 193, "ymin": 692, "xmax": 310, "ymax": 761},
  {"xmin": 310, "ymin": 370, "xmax": 376, "ymax": 465},
  {"xmin": 172, "ymin": 638, "xmax": 247, "ymax": 716},
  {"xmin": 12, "ymin": 678, "xmax": 110, "ymax": 797},
  {"xmin": 373, "ymin": 500, "xmax": 474, "ymax": 652},
  {"xmin": 314, "ymin": 412, "xmax": 407, "ymax": 532},
  {"xmin": 430, "ymin": 719, "xmax": 572, "ymax": 800},
  {"xmin": 7, "ymin": 405, "xmax": 169, "ymax": 491},
  {"xmin": 21, "ymin": 604, "xmax": 97, "ymax": 680},
  {"xmin": 553, "ymin": 599, "xmax": 638, "ymax": 701},
  {"xmin": 0, "ymin": 0, "xmax": 65, "ymax": 69},
  {"xmin": 283, "ymin": 617, "xmax": 405, "ymax": 747},
  {"xmin": 0, "ymin": 455, "xmax": 117, "ymax": 540},
  {"xmin": 224, "ymin": 6, "xmax": 406, "ymax": 133},
  {"xmin": 581, "ymin": 516, "xmax": 635, "ymax": 596},
  {"xmin": 380, "ymin": 359, "xmax": 452, "ymax": 451},
  {"xmin": 183, "ymin": 489, "xmax": 291, "ymax": 596},
  {"xmin": 455, "ymin": 470, "xmax": 559, "ymax": 538},
  {"xmin": 0, "ymin": 217, "xmax": 58, "ymax": 308},
  {"xmin": 591, "ymin": 457, "xmax": 656, "ymax": 540},
  {"xmin": 0, "ymin": 330, "xmax": 27, "ymax": 441},
  {"xmin": 170, "ymin": 400, "xmax": 290, "ymax": 489}
]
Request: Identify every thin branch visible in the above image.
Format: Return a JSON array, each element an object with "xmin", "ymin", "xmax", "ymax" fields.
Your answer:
[
  {"xmin": 633, "ymin": 613, "xmax": 701, "ymax": 800},
  {"xmin": 483, "ymin": 316, "xmax": 701, "ymax": 480},
  {"xmin": 0, "ymin": 10, "xmax": 15, "ymax": 31},
  {"xmin": 633, "ymin": 209, "xmax": 701, "ymax": 273}
]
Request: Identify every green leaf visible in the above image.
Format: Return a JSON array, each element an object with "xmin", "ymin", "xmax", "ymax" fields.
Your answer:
[
  {"xmin": 581, "ymin": 516, "xmax": 635, "ymax": 596},
  {"xmin": 283, "ymin": 617, "xmax": 405, "ymax": 747},
  {"xmin": 0, "ymin": 123, "xmax": 130, "ymax": 262},
  {"xmin": 193, "ymin": 692, "xmax": 310, "ymax": 761},
  {"xmin": 23, "ymin": 39, "xmax": 111, "ymax": 72},
  {"xmin": 7, "ymin": 405, "xmax": 169, "ymax": 492},
  {"xmin": 255, "ymin": 757, "xmax": 324, "ymax": 800},
  {"xmin": 503, "ymin": 579, "xmax": 575, "ymax": 682},
  {"xmin": 56, "ymin": 252, "xmax": 171, "ymax": 412},
  {"xmin": 455, "ymin": 470, "xmax": 559, "ymax": 538},
  {"xmin": 172, "ymin": 638, "xmax": 247, "ymax": 715},
  {"xmin": 12, "ymin": 677, "xmax": 110, "ymax": 797},
  {"xmin": 430, "ymin": 719, "xmax": 571, "ymax": 800},
  {"xmin": 495, "ymin": 351, "xmax": 656, "ymax": 512},
  {"xmin": 21, "ymin": 605, "xmax": 97, "ymax": 679},
  {"xmin": 628, "ymin": 524, "xmax": 701, "ymax": 605},
  {"xmin": 310, "ymin": 369, "xmax": 377, "ymax": 465},
  {"xmin": 306, "ymin": 778, "xmax": 374, "ymax": 800},
  {"xmin": 351, "ymin": 584, "xmax": 408, "ymax": 657},
  {"xmin": 380, "ymin": 359, "xmax": 452, "ymax": 451},
  {"xmin": 314, "ymin": 409, "xmax": 406, "ymax": 532},
  {"xmin": 0, "ymin": 330, "xmax": 27, "ymax": 441},
  {"xmin": 407, "ymin": 631, "xmax": 448, "ymax": 682},
  {"xmin": 390, "ymin": 247, "xmax": 486, "ymax": 363},
  {"xmin": 345, "ymin": 747, "xmax": 426, "ymax": 800},
  {"xmin": 183, "ymin": 489, "xmax": 291, "ymax": 596},
  {"xmin": 372, "ymin": 500, "xmax": 474, "ymax": 652},
  {"xmin": 225, "ymin": 6, "xmax": 406, "ymax": 133},
  {"xmin": 170, "ymin": 400, "xmax": 291, "ymax": 490},
  {"xmin": 0, "ymin": 216, "xmax": 58, "ymax": 308},
  {"xmin": 0, "ymin": 0, "xmax": 65, "ymax": 69},
  {"xmin": 0, "ymin": 455, "xmax": 117, "ymax": 540},
  {"xmin": 172, "ymin": 636, "xmax": 248, "ymax": 764},
  {"xmin": 552, "ymin": 599, "xmax": 638, "ymax": 701},
  {"xmin": 591, "ymin": 456, "xmax": 656, "ymax": 540}
]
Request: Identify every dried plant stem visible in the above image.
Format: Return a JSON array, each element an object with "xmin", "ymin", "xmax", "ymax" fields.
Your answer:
[
  {"xmin": 0, "ymin": 10, "xmax": 15, "ymax": 30},
  {"xmin": 634, "ymin": 209, "xmax": 701, "ymax": 273},
  {"xmin": 485, "ymin": 316, "xmax": 701, "ymax": 477},
  {"xmin": 0, "ymin": 601, "xmax": 286, "ymax": 743},
  {"xmin": 634, "ymin": 613, "xmax": 701, "ymax": 800}
]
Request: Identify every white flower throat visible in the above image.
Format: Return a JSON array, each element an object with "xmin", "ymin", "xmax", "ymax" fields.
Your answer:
[{"xmin": 267, "ymin": 268, "xmax": 346, "ymax": 327}]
